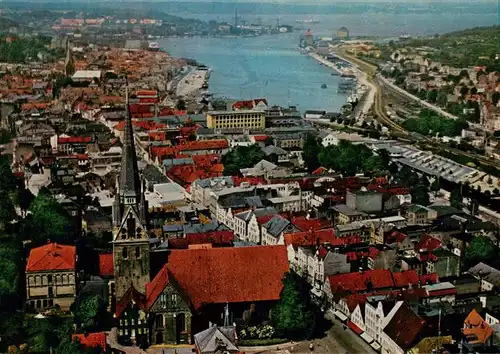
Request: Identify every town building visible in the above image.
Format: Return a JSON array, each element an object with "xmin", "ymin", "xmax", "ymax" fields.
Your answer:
[
  {"xmin": 25, "ymin": 242, "xmax": 77, "ymax": 311},
  {"xmin": 206, "ymin": 110, "xmax": 265, "ymax": 129}
]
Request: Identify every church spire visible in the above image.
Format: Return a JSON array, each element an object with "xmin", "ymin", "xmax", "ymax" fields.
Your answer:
[
  {"xmin": 119, "ymin": 84, "xmax": 141, "ymax": 204},
  {"xmin": 64, "ymin": 37, "xmax": 75, "ymax": 77}
]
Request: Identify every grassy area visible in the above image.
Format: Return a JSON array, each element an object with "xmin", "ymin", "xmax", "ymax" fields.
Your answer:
[
  {"xmin": 382, "ymin": 26, "xmax": 500, "ymax": 68},
  {"xmin": 402, "ymin": 109, "xmax": 468, "ymax": 137},
  {"xmin": 239, "ymin": 338, "xmax": 288, "ymax": 347}
]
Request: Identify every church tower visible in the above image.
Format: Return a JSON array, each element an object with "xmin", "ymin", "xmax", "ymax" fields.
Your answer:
[
  {"xmin": 64, "ymin": 37, "xmax": 75, "ymax": 77},
  {"xmin": 113, "ymin": 86, "xmax": 150, "ymax": 301}
]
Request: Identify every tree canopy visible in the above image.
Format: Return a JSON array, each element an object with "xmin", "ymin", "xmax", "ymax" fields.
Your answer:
[
  {"xmin": 221, "ymin": 145, "xmax": 266, "ymax": 176},
  {"xmin": 402, "ymin": 109, "xmax": 469, "ymax": 137},
  {"xmin": 302, "ymin": 134, "xmax": 321, "ymax": 172},
  {"xmin": 271, "ymin": 271, "xmax": 320, "ymax": 340},
  {"xmin": 25, "ymin": 190, "xmax": 71, "ymax": 246},
  {"xmin": 318, "ymin": 140, "xmax": 387, "ymax": 176},
  {"xmin": 464, "ymin": 236, "xmax": 498, "ymax": 269}
]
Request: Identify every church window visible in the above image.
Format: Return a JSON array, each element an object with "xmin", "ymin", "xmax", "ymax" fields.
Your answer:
[
  {"xmin": 131, "ymin": 319, "xmax": 134, "ymax": 325},
  {"xmin": 135, "ymin": 247, "xmax": 141, "ymax": 258},
  {"xmin": 171, "ymin": 294, "xmax": 177, "ymax": 305},
  {"xmin": 122, "ymin": 247, "xmax": 128, "ymax": 259}
]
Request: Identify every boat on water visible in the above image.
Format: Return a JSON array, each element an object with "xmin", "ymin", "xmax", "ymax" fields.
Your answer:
[
  {"xmin": 330, "ymin": 72, "xmax": 340, "ymax": 76},
  {"xmin": 321, "ymin": 84, "xmax": 328, "ymax": 89},
  {"xmin": 148, "ymin": 42, "xmax": 160, "ymax": 52}
]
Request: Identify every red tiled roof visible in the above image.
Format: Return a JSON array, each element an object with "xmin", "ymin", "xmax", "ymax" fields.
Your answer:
[
  {"xmin": 73, "ymin": 332, "xmax": 107, "ymax": 351},
  {"xmin": 257, "ymin": 215, "xmax": 275, "ymax": 225},
  {"xmin": 386, "ymin": 231, "xmax": 407, "ymax": 244},
  {"xmin": 147, "ymin": 246, "xmax": 289, "ymax": 311},
  {"xmin": 344, "ymin": 294, "xmax": 367, "ymax": 312},
  {"xmin": 463, "ymin": 309, "xmax": 493, "ymax": 344},
  {"xmin": 58, "ymin": 136, "xmax": 92, "ymax": 144},
  {"xmin": 290, "ymin": 217, "xmax": 330, "ymax": 232},
  {"xmin": 99, "ymin": 253, "xmax": 114, "ymax": 277},
  {"xmin": 328, "ymin": 269, "xmax": 394, "ymax": 293},
  {"xmin": 419, "ymin": 273, "xmax": 439, "ymax": 285},
  {"xmin": 232, "ymin": 98, "xmax": 268, "ymax": 110},
  {"xmin": 427, "ymin": 288, "xmax": 457, "ymax": 297},
  {"xmin": 392, "ymin": 270, "xmax": 419, "ymax": 288},
  {"xmin": 347, "ymin": 320, "xmax": 363, "ymax": 335},
  {"xmin": 179, "ymin": 139, "xmax": 228, "ymax": 152},
  {"xmin": 26, "ymin": 243, "xmax": 76, "ymax": 272},
  {"xmin": 416, "ymin": 234, "xmax": 442, "ymax": 252},
  {"xmin": 312, "ymin": 167, "xmax": 326, "ymax": 175},
  {"xmin": 252, "ymin": 135, "xmax": 268, "ymax": 142},
  {"xmin": 115, "ymin": 286, "xmax": 147, "ymax": 317},
  {"xmin": 383, "ymin": 302, "xmax": 426, "ymax": 351},
  {"xmin": 232, "ymin": 176, "xmax": 266, "ymax": 187}
]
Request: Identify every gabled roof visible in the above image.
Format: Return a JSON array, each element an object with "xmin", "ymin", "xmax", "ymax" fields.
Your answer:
[
  {"xmin": 72, "ymin": 332, "xmax": 107, "ymax": 351},
  {"xmin": 148, "ymin": 246, "xmax": 289, "ymax": 311},
  {"xmin": 383, "ymin": 301, "xmax": 426, "ymax": 351},
  {"xmin": 115, "ymin": 286, "xmax": 147, "ymax": 317},
  {"xmin": 99, "ymin": 253, "xmax": 114, "ymax": 277},
  {"xmin": 263, "ymin": 216, "xmax": 291, "ymax": 237},
  {"xmin": 26, "ymin": 243, "xmax": 76, "ymax": 272},
  {"xmin": 416, "ymin": 234, "xmax": 442, "ymax": 252}
]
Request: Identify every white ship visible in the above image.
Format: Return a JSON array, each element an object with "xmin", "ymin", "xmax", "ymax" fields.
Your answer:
[
  {"xmin": 295, "ymin": 18, "xmax": 320, "ymax": 24},
  {"xmin": 148, "ymin": 42, "xmax": 160, "ymax": 51}
]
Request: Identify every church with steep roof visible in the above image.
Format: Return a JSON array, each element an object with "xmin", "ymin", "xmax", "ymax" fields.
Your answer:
[{"xmin": 109, "ymin": 87, "xmax": 289, "ymax": 348}]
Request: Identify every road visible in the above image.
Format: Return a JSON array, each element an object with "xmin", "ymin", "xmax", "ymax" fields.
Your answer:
[
  {"xmin": 289, "ymin": 311, "xmax": 375, "ymax": 354},
  {"xmin": 176, "ymin": 68, "xmax": 208, "ymax": 97}
]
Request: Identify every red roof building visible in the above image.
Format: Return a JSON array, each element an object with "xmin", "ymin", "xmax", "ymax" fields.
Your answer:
[
  {"xmin": 392, "ymin": 270, "xmax": 419, "ymax": 288},
  {"xmin": 99, "ymin": 253, "xmax": 114, "ymax": 277},
  {"xmin": 72, "ymin": 332, "xmax": 107, "ymax": 351},
  {"xmin": 328, "ymin": 269, "xmax": 394, "ymax": 294},
  {"xmin": 58, "ymin": 136, "xmax": 93, "ymax": 144},
  {"xmin": 26, "ymin": 243, "xmax": 76, "ymax": 272},
  {"xmin": 136, "ymin": 246, "xmax": 289, "ymax": 314}
]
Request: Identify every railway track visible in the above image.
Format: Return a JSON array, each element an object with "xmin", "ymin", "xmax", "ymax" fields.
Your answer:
[{"xmin": 334, "ymin": 49, "xmax": 500, "ymax": 171}]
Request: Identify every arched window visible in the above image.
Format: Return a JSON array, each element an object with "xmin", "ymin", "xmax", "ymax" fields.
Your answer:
[
  {"xmin": 135, "ymin": 247, "xmax": 140, "ymax": 259},
  {"xmin": 122, "ymin": 247, "xmax": 128, "ymax": 259}
]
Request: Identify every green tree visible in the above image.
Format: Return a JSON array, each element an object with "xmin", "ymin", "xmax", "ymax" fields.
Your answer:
[
  {"xmin": 27, "ymin": 191, "xmax": 71, "ymax": 245},
  {"xmin": 221, "ymin": 145, "xmax": 265, "ymax": 176},
  {"xmin": 436, "ymin": 91, "xmax": 448, "ymax": 106},
  {"xmin": 302, "ymin": 134, "xmax": 321, "ymax": 172},
  {"xmin": 75, "ymin": 295, "xmax": 107, "ymax": 331},
  {"xmin": 464, "ymin": 236, "xmax": 498, "ymax": 268},
  {"xmin": 411, "ymin": 184, "xmax": 430, "ymax": 206},
  {"xmin": 271, "ymin": 271, "xmax": 319, "ymax": 340},
  {"xmin": 426, "ymin": 90, "xmax": 438, "ymax": 103},
  {"xmin": 450, "ymin": 187, "xmax": 462, "ymax": 209}
]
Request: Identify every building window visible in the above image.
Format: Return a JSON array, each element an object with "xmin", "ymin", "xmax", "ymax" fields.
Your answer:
[
  {"xmin": 135, "ymin": 247, "xmax": 141, "ymax": 259},
  {"xmin": 122, "ymin": 247, "xmax": 128, "ymax": 259},
  {"xmin": 160, "ymin": 294, "xmax": 167, "ymax": 308},
  {"xmin": 48, "ymin": 275, "xmax": 52, "ymax": 284},
  {"xmin": 48, "ymin": 287, "xmax": 53, "ymax": 297},
  {"xmin": 171, "ymin": 293, "xmax": 177, "ymax": 305}
]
